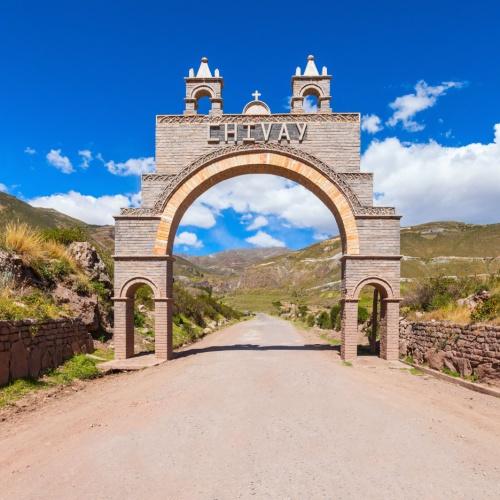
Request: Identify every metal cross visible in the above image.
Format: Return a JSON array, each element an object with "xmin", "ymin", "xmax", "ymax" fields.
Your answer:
[{"xmin": 252, "ymin": 90, "xmax": 261, "ymax": 101}]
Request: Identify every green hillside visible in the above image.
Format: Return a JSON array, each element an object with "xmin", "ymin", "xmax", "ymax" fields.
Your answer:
[{"xmin": 0, "ymin": 192, "xmax": 88, "ymax": 230}]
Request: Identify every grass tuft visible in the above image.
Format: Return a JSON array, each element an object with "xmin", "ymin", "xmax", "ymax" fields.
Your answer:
[{"xmin": 3, "ymin": 222, "xmax": 44, "ymax": 262}]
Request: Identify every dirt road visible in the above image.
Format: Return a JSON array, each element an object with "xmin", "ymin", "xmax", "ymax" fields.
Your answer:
[{"xmin": 1, "ymin": 314, "xmax": 499, "ymax": 499}]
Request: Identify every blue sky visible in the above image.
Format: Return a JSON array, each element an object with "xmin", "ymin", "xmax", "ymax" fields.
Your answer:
[{"xmin": 0, "ymin": 1, "xmax": 499, "ymax": 255}]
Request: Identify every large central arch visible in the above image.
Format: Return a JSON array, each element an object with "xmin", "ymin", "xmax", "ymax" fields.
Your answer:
[{"xmin": 153, "ymin": 148, "xmax": 360, "ymax": 257}]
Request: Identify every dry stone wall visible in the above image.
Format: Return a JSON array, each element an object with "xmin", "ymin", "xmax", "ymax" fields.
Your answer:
[
  {"xmin": 0, "ymin": 319, "xmax": 94, "ymax": 386},
  {"xmin": 399, "ymin": 320, "xmax": 500, "ymax": 385}
]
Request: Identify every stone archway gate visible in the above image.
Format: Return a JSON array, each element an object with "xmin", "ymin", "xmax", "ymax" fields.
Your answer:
[{"xmin": 113, "ymin": 56, "xmax": 401, "ymax": 362}]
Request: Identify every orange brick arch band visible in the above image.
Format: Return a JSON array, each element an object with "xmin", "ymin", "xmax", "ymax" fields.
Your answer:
[{"xmin": 153, "ymin": 151, "xmax": 360, "ymax": 256}]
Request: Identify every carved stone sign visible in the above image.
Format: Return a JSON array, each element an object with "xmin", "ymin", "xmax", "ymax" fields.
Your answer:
[{"xmin": 208, "ymin": 123, "xmax": 307, "ymax": 144}]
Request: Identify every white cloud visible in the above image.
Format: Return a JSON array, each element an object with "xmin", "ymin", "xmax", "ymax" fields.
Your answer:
[
  {"xmin": 29, "ymin": 190, "xmax": 139, "ymax": 225},
  {"xmin": 174, "ymin": 231, "xmax": 203, "ymax": 248},
  {"xmin": 105, "ymin": 156, "xmax": 155, "ymax": 176},
  {"xmin": 361, "ymin": 123, "xmax": 500, "ymax": 225},
  {"xmin": 198, "ymin": 174, "xmax": 338, "ymax": 235},
  {"xmin": 246, "ymin": 230, "xmax": 286, "ymax": 248},
  {"xmin": 303, "ymin": 95, "xmax": 318, "ymax": 113},
  {"xmin": 387, "ymin": 80, "xmax": 464, "ymax": 131},
  {"xmin": 24, "ymin": 146, "xmax": 36, "ymax": 155},
  {"xmin": 46, "ymin": 149, "xmax": 74, "ymax": 174},
  {"xmin": 246, "ymin": 215, "xmax": 268, "ymax": 231},
  {"xmin": 0, "ymin": 183, "xmax": 8, "ymax": 193},
  {"xmin": 180, "ymin": 201, "xmax": 217, "ymax": 228},
  {"xmin": 78, "ymin": 149, "xmax": 92, "ymax": 168},
  {"xmin": 361, "ymin": 114, "xmax": 383, "ymax": 134}
]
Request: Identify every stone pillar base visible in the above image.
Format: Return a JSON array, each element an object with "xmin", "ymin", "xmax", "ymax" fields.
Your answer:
[
  {"xmin": 380, "ymin": 299, "xmax": 400, "ymax": 361},
  {"xmin": 341, "ymin": 299, "xmax": 358, "ymax": 361}
]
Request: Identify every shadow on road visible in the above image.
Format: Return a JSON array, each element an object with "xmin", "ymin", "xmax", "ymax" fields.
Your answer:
[{"xmin": 175, "ymin": 343, "xmax": 338, "ymax": 359}]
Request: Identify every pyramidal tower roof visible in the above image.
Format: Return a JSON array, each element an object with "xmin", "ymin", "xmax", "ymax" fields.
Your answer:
[
  {"xmin": 304, "ymin": 55, "xmax": 319, "ymax": 76},
  {"xmin": 196, "ymin": 57, "xmax": 212, "ymax": 77}
]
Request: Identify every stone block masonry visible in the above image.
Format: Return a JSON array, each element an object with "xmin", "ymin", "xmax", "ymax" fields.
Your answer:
[
  {"xmin": 0, "ymin": 319, "xmax": 94, "ymax": 386},
  {"xmin": 399, "ymin": 320, "xmax": 500, "ymax": 385}
]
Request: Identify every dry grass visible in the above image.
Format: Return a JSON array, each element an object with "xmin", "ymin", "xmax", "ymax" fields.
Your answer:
[
  {"xmin": 407, "ymin": 303, "xmax": 471, "ymax": 324},
  {"xmin": 43, "ymin": 240, "xmax": 78, "ymax": 272},
  {"xmin": 2, "ymin": 223, "xmax": 80, "ymax": 272},
  {"xmin": 2, "ymin": 222, "xmax": 44, "ymax": 262}
]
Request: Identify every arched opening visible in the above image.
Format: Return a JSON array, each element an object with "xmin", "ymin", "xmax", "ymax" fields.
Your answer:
[
  {"xmin": 132, "ymin": 284, "xmax": 156, "ymax": 354},
  {"xmin": 351, "ymin": 278, "xmax": 394, "ymax": 357},
  {"xmin": 192, "ymin": 88, "xmax": 214, "ymax": 115},
  {"xmin": 301, "ymin": 86, "xmax": 322, "ymax": 113},
  {"xmin": 114, "ymin": 278, "xmax": 160, "ymax": 359}
]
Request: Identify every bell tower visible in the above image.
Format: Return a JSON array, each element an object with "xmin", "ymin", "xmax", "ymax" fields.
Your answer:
[
  {"xmin": 290, "ymin": 55, "xmax": 332, "ymax": 113},
  {"xmin": 184, "ymin": 57, "xmax": 223, "ymax": 115}
]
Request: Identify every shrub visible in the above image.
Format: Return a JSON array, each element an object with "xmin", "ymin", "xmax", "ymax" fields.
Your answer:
[
  {"xmin": 471, "ymin": 294, "xmax": 500, "ymax": 322},
  {"xmin": 272, "ymin": 300, "xmax": 282, "ymax": 312},
  {"xmin": 298, "ymin": 304, "xmax": 308, "ymax": 319},
  {"xmin": 358, "ymin": 306, "xmax": 369, "ymax": 324},
  {"xmin": 134, "ymin": 310, "xmax": 146, "ymax": 328},
  {"xmin": 89, "ymin": 280, "xmax": 110, "ymax": 301},
  {"xmin": 330, "ymin": 304, "xmax": 341, "ymax": 330},
  {"xmin": 405, "ymin": 275, "xmax": 486, "ymax": 312},
  {"xmin": 135, "ymin": 285, "xmax": 154, "ymax": 309},
  {"xmin": 32, "ymin": 258, "xmax": 72, "ymax": 282},
  {"xmin": 41, "ymin": 226, "xmax": 88, "ymax": 245},
  {"xmin": 317, "ymin": 310, "xmax": 332, "ymax": 329},
  {"xmin": 306, "ymin": 313, "xmax": 315, "ymax": 327}
]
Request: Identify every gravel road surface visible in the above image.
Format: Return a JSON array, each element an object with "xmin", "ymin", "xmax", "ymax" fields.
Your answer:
[{"xmin": 1, "ymin": 314, "xmax": 499, "ymax": 499}]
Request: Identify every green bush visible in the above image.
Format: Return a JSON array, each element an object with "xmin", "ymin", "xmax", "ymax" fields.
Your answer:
[
  {"xmin": 358, "ymin": 306, "xmax": 369, "ymax": 324},
  {"xmin": 330, "ymin": 304, "xmax": 341, "ymax": 330},
  {"xmin": 41, "ymin": 226, "xmax": 88, "ymax": 245},
  {"xmin": 134, "ymin": 310, "xmax": 146, "ymax": 328},
  {"xmin": 316, "ymin": 310, "xmax": 332, "ymax": 329},
  {"xmin": 471, "ymin": 294, "xmax": 500, "ymax": 322},
  {"xmin": 135, "ymin": 285, "xmax": 154, "ymax": 309},
  {"xmin": 89, "ymin": 280, "xmax": 110, "ymax": 301},
  {"xmin": 298, "ymin": 304, "xmax": 308, "ymax": 319},
  {"xmin": 32, "ymin": 258, "xmax": 72, "ymax": 282},
  {"xmin": 306, "ymin": 313, "xmax": 315, "ymax": 327},
  {"xmin": 406, "ymin": 275, "xmax": 488, "ymax": 312},
  {"xmin": 272, "ymin": 300, "xmax": 282, "ymax": 312}
]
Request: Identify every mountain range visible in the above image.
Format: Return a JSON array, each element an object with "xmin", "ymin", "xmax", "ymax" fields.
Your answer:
[{"xmin": 1, "ymin": 191, "xmax": 499, "ymax": 312}]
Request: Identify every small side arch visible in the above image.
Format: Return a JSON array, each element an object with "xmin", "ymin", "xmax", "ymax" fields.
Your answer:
[
  {"xmin": 351, "ymin": 276, "xmax": 394, "ymax": 300},
  {"xmin": 120, "ymin": 277, "xmax": 160, "ymax": 299},
  {"xmin": 191, "ymin": 85, "xmax": 216, "ymax": 100},
  {"xmin": 300, "ymin": 83, "xmax": 323, "ymax": 98}
]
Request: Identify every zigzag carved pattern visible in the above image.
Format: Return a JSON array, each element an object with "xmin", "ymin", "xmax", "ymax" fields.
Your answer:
[{"xmin": 156, "ymin": 113, "xmax": 359, "ymax": 124}]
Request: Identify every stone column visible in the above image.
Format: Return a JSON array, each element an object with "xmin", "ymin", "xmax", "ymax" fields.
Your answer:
[
  {"xmin": 154, "ymin": 257, "xmax": 174, "ymax": 360},
  {"xmin": 114, "ymin": 298, "xmax": 134, "ymax": 359},
  {"xmin": 380, "ymin": 299, "xmax": 400, "ymax": 361},
  {"xmin": 154, "ymin": 299, "xmax": 173, "ymax": 360},
  {"xmin": 341, "ymin": 299, "xmax": 358, "ymax": 361}
]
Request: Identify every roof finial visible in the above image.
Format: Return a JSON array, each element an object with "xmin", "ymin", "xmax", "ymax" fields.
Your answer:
[
  {"xmin": 196, "ymin": 56, "xmax": 212, "ymax": 78},
  {"xmin": 304, "ymin": 54, "xmax": 319, "ymax": 76},
  {"xmin": 252, "ymin": 90, "xmax": 261, "ymax": 101}
]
